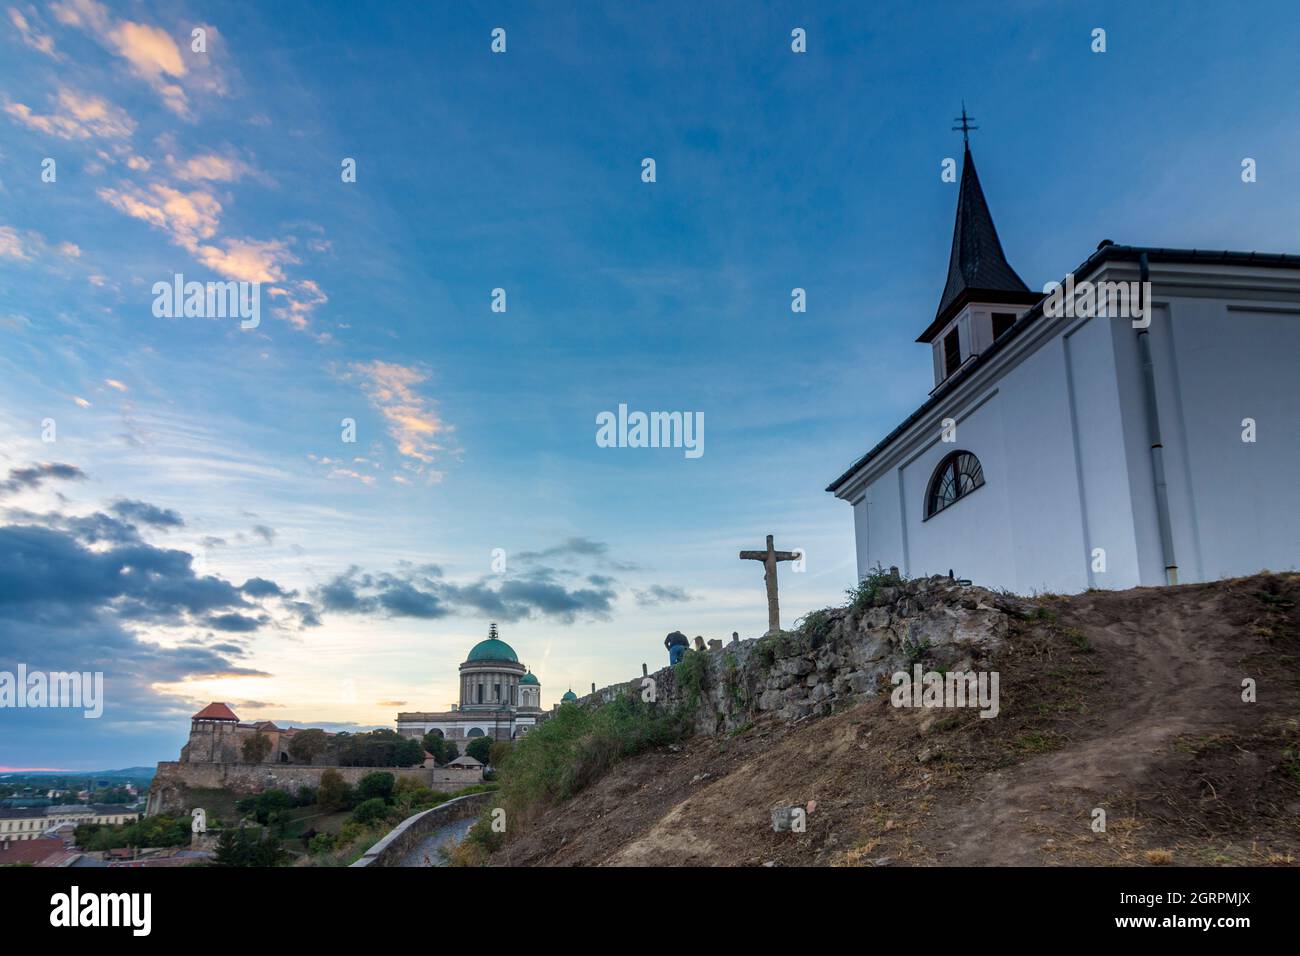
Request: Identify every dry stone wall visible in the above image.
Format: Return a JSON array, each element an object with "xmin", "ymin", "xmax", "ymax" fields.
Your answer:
[{"xmin": 576, "ymin": 574, "xmax": 1032, "ymax": 734}]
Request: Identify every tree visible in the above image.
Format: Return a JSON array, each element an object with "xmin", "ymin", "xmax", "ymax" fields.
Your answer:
[
  {"xmin": 394, "ymin": 737, "xmax": 424, "ymax": 767},
  {"xmin": 288, "ymin": 728, "xmax": 329, "ymax": 765},
  {"xmin": 422, "ymin": 731, "xmax": 446, "ymax": 764},
  {"xmin": 317, "ymin": 769, "xmax": 349, "ymax": 811},
  {"xmin": 356, "ymin": 771, "xmax": 395, "ymax": 804},
  {"xmin": 465, "ymin": 736, "xmax": 493, "ymax": 765},
  {"xmin": 212, "ymin": 827, "xmax": 286, "ymax": 867},
  {"xmin": 442, "ymin": 741, "xmax": 459, "ymax": 763},
  {"xmin": 253, "ymin": 788, "xmax": 294, "ymax": 824},
  {"xmin": 242, "ymin": 732, "xmax": 272, "ymax": 764}
]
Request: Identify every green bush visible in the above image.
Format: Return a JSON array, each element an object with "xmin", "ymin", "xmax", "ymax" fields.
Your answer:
[
  {"xmin": 308, "ymin": 832, "xmax": 337, "ymax": 854},
  {"xmin": 498, "ymin": 692, "xmax": 686, "ymax": 816},
  {"xmin": 351, "ymin": 797, "xmax": 389, "ymax": 825},
  {"xmin": 356, "ymin": 771, "xmax": 395, "ymax": 804}
]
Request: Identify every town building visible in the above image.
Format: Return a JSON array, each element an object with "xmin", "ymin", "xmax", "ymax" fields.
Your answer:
[{"xmin": 0, "ymin": 804, "xmax": 139, "ymax": 842}]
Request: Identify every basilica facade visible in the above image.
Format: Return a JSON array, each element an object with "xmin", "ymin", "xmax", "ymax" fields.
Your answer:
[{"xmin": 395, "ymin": 624, "xmax": 546, "ymax": 744}]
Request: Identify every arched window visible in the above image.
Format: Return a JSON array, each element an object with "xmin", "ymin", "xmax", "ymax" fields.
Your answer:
[{"xmin": 925, "ymin": 450, "xmax": 985, "ymax": 518}]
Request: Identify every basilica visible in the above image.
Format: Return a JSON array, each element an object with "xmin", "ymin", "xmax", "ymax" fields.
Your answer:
[{"xmin": 395, "ymin": 624, "xmax": 551, "ymax": 744}]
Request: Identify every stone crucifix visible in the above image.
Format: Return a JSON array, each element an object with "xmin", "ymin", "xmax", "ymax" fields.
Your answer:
[{"xmin": 739, "ymin": 534, "xmax": 798, "ymax": 635}]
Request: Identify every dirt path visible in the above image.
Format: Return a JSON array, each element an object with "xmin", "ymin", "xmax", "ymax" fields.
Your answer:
[{"xmin": 926, "ymin": 582, "xmax": 1276, "ymax": 864}]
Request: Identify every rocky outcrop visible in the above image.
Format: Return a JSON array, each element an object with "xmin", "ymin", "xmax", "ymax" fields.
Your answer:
[{"xmin": 580, "ymin": 573, "xmax": 1034, "ymax": 734}]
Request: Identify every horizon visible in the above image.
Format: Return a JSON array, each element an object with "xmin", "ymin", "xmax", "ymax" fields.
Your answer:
[{"xmin": 3, "ymin": 0, "xmax": 1299, "ymax": 770}]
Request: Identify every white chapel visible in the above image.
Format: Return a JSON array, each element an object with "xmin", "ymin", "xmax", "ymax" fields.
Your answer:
[{"xmin": 827, "ymin": 136, "xmax": 1298, "ymax": 594}]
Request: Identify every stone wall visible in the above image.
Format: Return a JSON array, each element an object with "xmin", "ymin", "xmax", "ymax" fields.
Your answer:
[
  {"xmin": 146, "ymin": 762, "xmax": 484, "ymax": 816},
  {"xmin": 350, "ymin": 790, "xmax": 494, "ymax": 867},
  {"xmin": 573, "ymin": 574, "xmax": 1032, "ymax": 735}
]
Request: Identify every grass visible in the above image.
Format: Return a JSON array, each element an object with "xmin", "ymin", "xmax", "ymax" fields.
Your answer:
[
  {"xmin": 675, "ymin": 649, "xmax": 711, "ymax": 711},
  {"xmin": 494, "ymin": 691, "xmax": 688, "ymax": 817}
]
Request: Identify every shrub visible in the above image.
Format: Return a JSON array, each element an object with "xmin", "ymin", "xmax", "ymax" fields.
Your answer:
[
  {"xmin": 308, "ymin": 832, "xmax": 336, "ymax": 855},
  {"xmin": 498, "ymin": 692, "xmax": 686, "ymax": 817},
  {"xmin": 317, "ymin": 769, "xmax": 351, "ymax": 811},
  {"xmin": 674, "ymin": 649, "xmax": 710, "ymax": 709},
  {"xmin": 356, "ymin": 771, "xmax": 395, "ymax": 804},
  {"xmin": 351, "ymin": 797, "xmax": 389, "ymax": 825}
]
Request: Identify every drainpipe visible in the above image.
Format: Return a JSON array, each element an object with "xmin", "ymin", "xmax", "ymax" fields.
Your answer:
[{"xmin": 1134, "ymin": 252, "xmax": 1178, "ymax": 584}]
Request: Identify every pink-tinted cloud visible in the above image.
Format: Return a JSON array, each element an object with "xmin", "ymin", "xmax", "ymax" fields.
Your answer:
[
  {"xmin": 5, "ymin": 87, "xmax": 135, "ymax": 139},
  {"xmin": 8, "ymin": 5, "xmax": 58, "ymax": 57},
  {"xmin": 351, "ymin": 361, "xmax": 452, "ymax": 477}
]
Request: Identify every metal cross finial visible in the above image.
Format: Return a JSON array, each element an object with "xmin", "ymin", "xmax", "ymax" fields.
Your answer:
[{"xmin": 952, "ymin": 102, "xmax": 978, "ymax": 147}]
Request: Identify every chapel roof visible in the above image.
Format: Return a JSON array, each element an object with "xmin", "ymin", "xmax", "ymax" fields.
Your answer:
[
  {"xmin": 828, "ymin": 243, "xmax": 1300, "ymax": 496},
  {"xmin": 918, "ymin": 144, "xmax": 1037, "ymax": 343}
]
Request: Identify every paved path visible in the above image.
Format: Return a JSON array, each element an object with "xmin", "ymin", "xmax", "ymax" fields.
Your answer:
[{"xmin": 396, "ymin": 815, "xmax": 476, "ymax": 867}]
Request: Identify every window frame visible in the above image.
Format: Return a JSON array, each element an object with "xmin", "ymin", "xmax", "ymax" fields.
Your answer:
[{"xmin": 923, "ymin": 449, "xmax": 986, "ymax": 519}]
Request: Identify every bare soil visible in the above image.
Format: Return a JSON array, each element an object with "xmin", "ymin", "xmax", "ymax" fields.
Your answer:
[{"xmin": 492, "ymin": 573, "xmax": 1300, "ymax": 867}]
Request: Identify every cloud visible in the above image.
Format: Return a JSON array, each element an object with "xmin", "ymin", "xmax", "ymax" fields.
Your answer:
[
  {"xmin": 634, "ymin": 584, "xmax": 694, "ymax": 606},
  {"xmin": 516, "ymin": 537, "xmax": 610, "ymax": 562},
  {"xmin": 197, "ymin": 237, "xmax": 295, "ymax": 284},
  {"xmin": 108, "ymin": 498, "xmax": 184, "ymax": 528},
  {"xmin": 312, "ymin": 563, "xmax": 616, "ymax": 625},
  {"xmin": 50, "ymin": 0, "xmax": 202, "ymax": 117},
  {"xmin": 206, "ymin": 612, "xmax": 262, "ymax": 633},
  {"xmin": 169, "ymin": 152, "xmax": 253, "ymax": 184},
  {"xmin": 251, "ymin": 524, "xmax": 276, "ymax": 543},
  {"xmin": 351, "ymin": 361, "xmax": 451, "ymax": 477},
  {"xmin": 268, "ymin": 278, "xmax": 328, "ymax": 330},
  {"xmin": 97, "ymin": 181, "xmax": 221, "ymax": 253},
  {"xmin": 104, "ymin": 378, "xmax": 128, "ymax": 391},
  {"xmin": 8, "ymin": 6, "xmax": 58, "ymax": 56},
  {"xmin": 239, "ymin": 577, "xmax": 286, "ymax": 598},
  {"xmin": 4, "ymin": 87, "xmax": 135, "ymax": 139},
  {"xmin": 0, "ymin": 462, "xmax": 87, "ymax": 496},
  {"xmin": 0, "ymin": 226, "xmax": 28, "ymax": 260}
]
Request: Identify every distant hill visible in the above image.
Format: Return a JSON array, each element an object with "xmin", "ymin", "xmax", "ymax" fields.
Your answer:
[{"xmin": 2, "ymin": 767, "xmax": 155, "ymax": 779}]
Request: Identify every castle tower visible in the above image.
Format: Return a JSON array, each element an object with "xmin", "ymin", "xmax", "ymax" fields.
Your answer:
[{"xmin": 183, "ymin": 702, "xmax": 240, "ymax": 763}]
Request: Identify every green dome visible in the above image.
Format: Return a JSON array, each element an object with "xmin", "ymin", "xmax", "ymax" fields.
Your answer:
[
  {"xmin": 465, "ymin": 636, "xmax": 518, "ymax": 663},
  {"xmin": 520, "ymin": 672, "xmax": 539, "ymax": 685},
  {"xmin": 561, "ymin": 688, "xmax": 577, "ymax": 702}
]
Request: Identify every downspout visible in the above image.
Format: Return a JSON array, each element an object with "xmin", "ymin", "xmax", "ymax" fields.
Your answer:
[{"xmin": 1134, "ymin": 253, "xmax": 1179, "ymax": 584}]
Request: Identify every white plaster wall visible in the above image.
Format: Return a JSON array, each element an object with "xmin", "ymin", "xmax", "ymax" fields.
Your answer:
[
  {"xmin": 1065, "ymin": 313, "xmax": 1144, "ymax": 588},
  {"xmin": 849, "ymin": 285, "xmax": 1297, "ymax": 596},
  {"xmin": 901, "ymin": 391, "xmax": 1017, "ymax": 585},
  {"xmin": 1157, "ymin": 300, "xmax": 1299, "ymax": 579}
]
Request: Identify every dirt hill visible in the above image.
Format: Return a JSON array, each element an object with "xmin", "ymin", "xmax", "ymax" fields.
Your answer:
[{"xmin": 493, "ymin": 573, "xmax": 1299, "ymax": 866}]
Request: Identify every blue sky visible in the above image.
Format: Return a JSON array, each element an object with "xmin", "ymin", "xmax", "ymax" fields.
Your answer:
[{"xmin": 1, "ymin": 1, "xmax": 1297, "ymax": 769}]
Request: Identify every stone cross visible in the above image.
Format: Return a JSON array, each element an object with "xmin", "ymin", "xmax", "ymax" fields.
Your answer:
[{"xmin": 739, "ymin": 534, "xmax": 798, "ymax": 634}]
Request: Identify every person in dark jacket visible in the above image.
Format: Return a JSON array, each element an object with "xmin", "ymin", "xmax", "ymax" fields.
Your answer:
[{"xmin": 664, "ymin": 630, "xmax": 689, "ymax": 665}]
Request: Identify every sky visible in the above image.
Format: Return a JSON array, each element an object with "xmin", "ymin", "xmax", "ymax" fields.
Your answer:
[{"xmin": 1, "ymin": 1, "xmax": 1297, "ymax": 770}]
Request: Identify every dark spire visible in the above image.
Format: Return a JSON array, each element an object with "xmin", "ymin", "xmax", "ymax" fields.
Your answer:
[{"xmin": 919, "ymin": 130, "xmax": 1037, "ymax": 343}]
